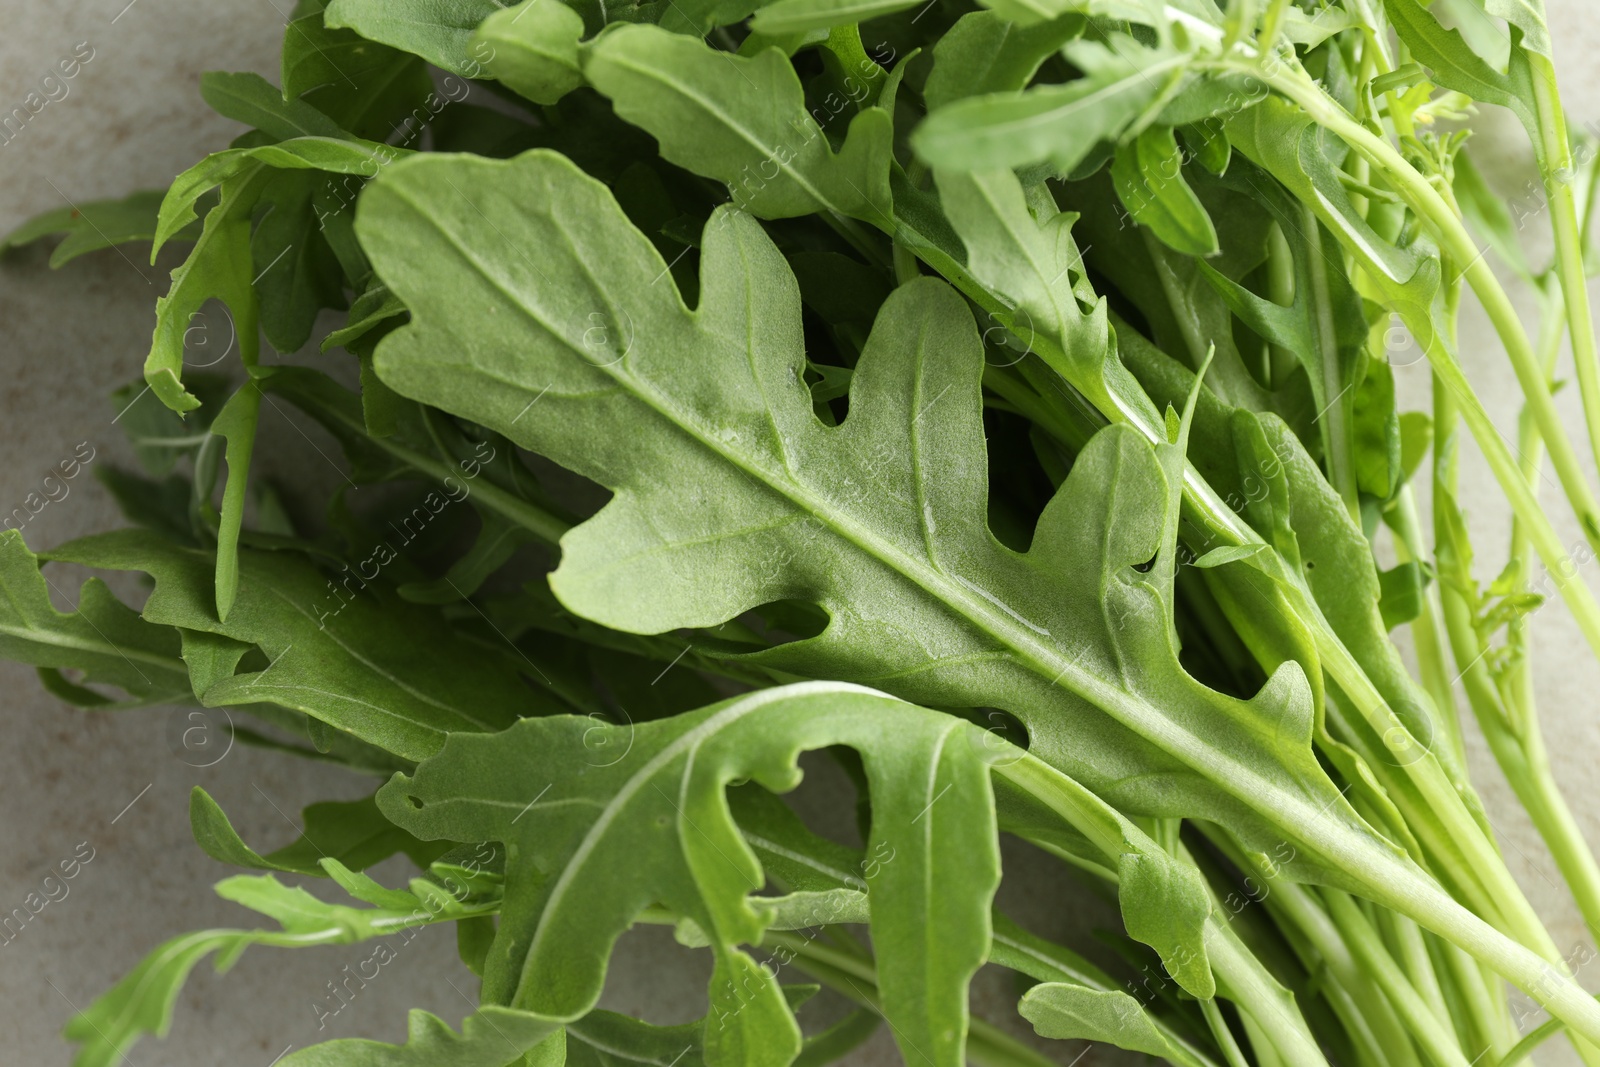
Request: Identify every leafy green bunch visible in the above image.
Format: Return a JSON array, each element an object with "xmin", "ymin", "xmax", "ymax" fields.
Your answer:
[{"xmin": 9, "ymin": 0, "xmax": 1600, "ymax": 1063}]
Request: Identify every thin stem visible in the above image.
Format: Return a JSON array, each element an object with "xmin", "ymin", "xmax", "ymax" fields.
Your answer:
[
  {"xmin": 1204, "ymin": 915, "xmax": 1332, "ymax": 1067},
  {"xmin": 1324, "ymin": 890, "xmax": 1474, "ymax": 1067},
  {"xmin": 1500, "ymin": 1015, "xmax": 1566, "ymax": 1067},
  {"xmin": 1529, "ymin": 52, "xmax": 1600, "ymax": 484},
  {"xmin": 1246, "ymin": 61, "xmax": 1600, "ymax": 662},
  {"xmin": 1202, "ymin": 997, "xmax": 1255, "ymax": 1067},
  {"xmin": 1389, "ymin": 487, "xmax": 1468, "ymax": 770},
  {"xmin": 1301, "ymin": 197, "xmax": 1361, "ymax": 522}
]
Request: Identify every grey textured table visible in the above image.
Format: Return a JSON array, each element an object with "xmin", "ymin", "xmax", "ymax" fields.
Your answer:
[{"xmin": 2, "ymin": 2, "xmax": 1599, "ymax": 1064}]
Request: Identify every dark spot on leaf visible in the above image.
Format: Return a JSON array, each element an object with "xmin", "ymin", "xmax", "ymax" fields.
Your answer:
[
  {"xmin": 406, "ymin": 795, "xmax": 424, "ymax": 809},
  {"xmin": 1133, "ymin": 553, "xmax": 1157, "ymax": 574}
]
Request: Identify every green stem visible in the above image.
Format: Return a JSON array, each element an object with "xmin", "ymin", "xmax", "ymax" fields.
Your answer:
[
  {"xmin": 1388, "ymin": 487, "xmax": 1468, "ymax": 770},
  {"xmin": 1500, "ymin": 288, "xmax": 1600, "ymax": 949},
  {"xmin": 1204, "ymin": 916, "xmax": 1330, "ymax": 1067},
  {"xmin": 1324, "ymin": 890, "xmax": 1474, "ymax": 1067},
  {"xmin": 1500, "ymin": 1014, "xmax": 1566, "ymax": 1067},
  {"xmin": 1529, "ymin": 52, "xmax": 1600, "ymax": 484},
  {"xmin": 1248, "ymin": 61, "xmax": 1600, "ymax": 662},
  {"xmin": 1437, "ymin": 938, "xmax": 1516, "ymax": 1060},
  {"xmin": 1213, "ymin": 829, "xmax": 1424, "ymax": 1067},
  {"xmin": 1381, "ymin": 909, "xmax": 1453, "ymax": 1030},
  {"xmin": 1202, "ymin": 997, "xmax": 1255, "ymax": 1067},
  {"xmin": 1301, "ymin": 197, "xmax": 1361, "ymax": 523}
]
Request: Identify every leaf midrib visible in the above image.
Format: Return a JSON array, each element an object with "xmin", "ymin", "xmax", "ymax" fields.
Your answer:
[{"xmin": 0, "ymin": 622, "xmax": 187, "ymax": 675}]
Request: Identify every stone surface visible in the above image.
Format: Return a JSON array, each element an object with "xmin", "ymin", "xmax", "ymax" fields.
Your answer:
[{"xmin": 1, "ymin": 2, "xmax": 1597, "ymax": 1064}]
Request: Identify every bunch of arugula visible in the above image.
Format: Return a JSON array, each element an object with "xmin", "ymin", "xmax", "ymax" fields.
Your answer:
[{"xmin": 10, "ymin": 0, "xmax": 1600, "ymax": 1063}]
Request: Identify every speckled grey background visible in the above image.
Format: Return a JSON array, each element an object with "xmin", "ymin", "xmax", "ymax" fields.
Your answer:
[{"xmin": 1, "ymin": 2, "xmax": 1598, "ymax": 1064}]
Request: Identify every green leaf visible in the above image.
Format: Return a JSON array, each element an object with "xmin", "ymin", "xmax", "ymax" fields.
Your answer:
[
  {"xmin": 209, "ymin": 382, "xmax": 261, "ymax": 619},
  {"xmin": 1, "ymin": 189, "xmax": 198, "ymax": 267},
  {"xmin": 732, "ymin": 767, "xmax": 1220, "ymax": 1062},
  {"xmin": 749, "ymin": 0, "xmax": 924, "ymax": 36},
  {"xmin": 922, "ymin": 11, "xmax": 1085, "ymax": 113},
  {"xmin": 46, "ymin": 528, "xmax": 548, "ymax": 761},
  {"xmin": 1018, "ymin": 982, "xmax": 1183, "ymax": 1057},
  {"xmin": 1398, "ymin": 410, "xmax": 1433, "ymax": 486},
  {"xmin": 1111, "ymin": 124, "xmax": 1220, "ymax": 257},
  {"xmin": 380, "ymin": 684, "xmax": 1000, "ymax": 1067},
  {"xmin": 359, "ymin": 148, "xmax": 1394, "ymax": 936},
  {"xmin": 145, "ymin": 168, "xmax": 264, "ymax": 413},
  {"xmin": 281, "ymin": 0, "xmax": 435, "ymax": 142},
  {"xmin": 279, "ymin": 1009, "xmax": 563, "ymax": 1067},
  {"xmin": 1481, "ymin": 0, "xmax": 1550, "ymax": 58},
  {"xmin": 1224, "ymin": 95, "xmax": 1439, "ymax": 316},
  {"xmin": 323, "ymin": 0, "xmax": 503, "ymax": 77},
  {"xmin": 1117, "ymin": 325, "xmax": 1455, "ymax": 819},
  {"xmin": 1191, "ymin": 158, "xmax": 1369, "ymax": 467},
  {"xmin": 250, "ymin": 170, "xmax": 348, "ymax": 354},
  {"xmin": 582, "ymin": 24, "xmax": 894, "ymax": 226},
  {"xmin": 1191, "ymin": 544, "xmax": 1267, "ymax": 568},
  {"xmin": 912, "ymin": 35, "xmax": 1188, "ymax": 174},
  {"xmin": 1378, "ymin": 561, "xmax": 1427, "ymax": 632},
  {"xmin": 199, "ymin": 70, "xmax": 348, "ymax": 140},
  {"xmin": 65, "ymin": 866, "xmax": 517, "ymax": 1067},
  {"xmin": 933, "ymin": 166, "xmax": 1162, "ymax": 435},
  {"xmin": 323, "ymin": 281, "xmax": 408, "ymax": 354},
  {"xmin": 475, "ymin": 0, "xmax": 586, "ymax": 105},
  {"xmin": 154, "ymin": 137, "xmax": 405, "ymax": 255},
  {"xmin": 1380, "ymin": 0, "xmax": 1538, "ymax": 140},
  {"xmin": 1352, "ymin": 357, "xmax": 1402, "ymax": 501},
  {"xmin": 189, "ymin": 787, "xmax": 448, "ymax": 875},
  {"xmin": 0, "ymin": 530, "xmax": 190, "ymax": 706}
]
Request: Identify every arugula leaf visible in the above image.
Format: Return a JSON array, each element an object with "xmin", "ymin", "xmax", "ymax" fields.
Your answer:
[
  {"xmin": 380, "ymin": 684, "xmax": 1000, "ymax": 1067},
  {"xmin": 282, "ymin": 0, "xmax": 435, "ymax": 141},
  {"xmin": 932, "ymin": 166, "xmax": 1163, "ymax": 442},
  {"xmin": 65, "ymin": 865, "xmax": 514, "ymax": 1067},
  {"xmin": 912, "ymin": 35, "xmax": 1189, "ymax": 174},
  {"xmin": 474, "ymin": 0, "xmax": 586, "ymax": 106},
  {"xmin": 199, "ymin": 70, "xmax": 349, "ymax": 140},
  {"xmin": 145, "ymin": 169, "xmax": 264, "ymax": 413},
  {"xmin": 279, "ymin": 1008, "xmax": 562, "ymax": 1067},
  {"xmin": 46, "ymin": 528, "xmax": 550, "ymax": 760},
  {"xmin": 922, "ymin": 10, "xmax": 1085, "ymax": 113},
  {"xmin": 1, "ymin": 189, "xmax": 198, "ymax": 267},
  {"xmin": 0, "ymin": 531, "xmax": 190, "ymax": 707},
  {"xmin": 748, "ymin": 0, "xmax": 925, "ymax": 36},
  {"xmin": 1111, "ymin": 124, "xmax": 1219, "ymax": 257},
  {"xmin": 323, "ymin": 0, "xmax": 503, "ymax": 77},
  {"xmin": 582, "ymin": 25, "xmax": 895, "ymax": 226},
  {"xmin": 153, "ymin": 137, "xmax": 403, "ymax": 253},
  {"xmin": 1380, "ymin": 0, "xmax": 1538, "ymax": 142},
  {"xmin": 1020, "ymin": 982, "xmax": 1187, "ymax": 1056},
  {"xmin": 357, "ymin": 148, "xmax": 1398, "ymax": 933},
  {"xmin": 189, "ymin": 787, "xmax": 449, "ymax": 875},
  {"xmin": 250, "ymin": 169, "xmax": 348, "ymax": 354}
]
